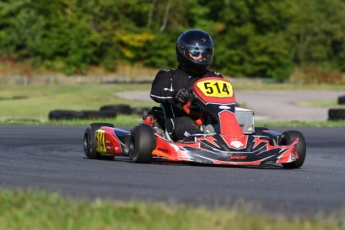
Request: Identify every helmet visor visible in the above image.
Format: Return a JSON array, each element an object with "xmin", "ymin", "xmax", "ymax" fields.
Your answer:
[{"xmin": 185, "ymin": 45, "xmax": 213, "ymax": 63}]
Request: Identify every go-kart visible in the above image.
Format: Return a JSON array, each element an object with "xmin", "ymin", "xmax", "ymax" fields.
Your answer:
[{"xmin": 83, "ymin": 77, "xmax": 306, "ymax": 168}]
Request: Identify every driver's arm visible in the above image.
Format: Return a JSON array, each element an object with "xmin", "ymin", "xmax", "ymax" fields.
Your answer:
[{"xmin": 150, "ymin": 70, "xmax": 176, "ymax": 104}]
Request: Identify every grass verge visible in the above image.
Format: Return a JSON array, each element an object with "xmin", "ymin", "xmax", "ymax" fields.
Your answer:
[
  {"xmin": 255, "ymin": 120, "xmax": 345, "ymax": 127},
  {"xmin": 0, "ymin": 115, "xmax": 141, "ymax": 126},
  {"xmin": 0, "ymin": 189, "xmax": 344, "ymax": 230},
  {"xmin": 0, "ymin": 83, "xmax": 344, "ymax": 120},
  {"xmin": 1, "ymin": 116, "xmax": 344, "ymax": 127},
  {"xmin": 0, "ymin": 84, "xmax": 155, "ymax": 119},
  {"xmin": 296, "ymin": 99, "xmax": 345, "ymax": 108}
]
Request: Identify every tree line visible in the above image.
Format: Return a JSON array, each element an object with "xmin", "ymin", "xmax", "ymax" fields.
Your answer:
[{"xmin": 1, "ymin": 0, "xmax": 345, "ymax": 80}]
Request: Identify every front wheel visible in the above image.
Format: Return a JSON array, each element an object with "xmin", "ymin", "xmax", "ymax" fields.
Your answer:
[
  {"xmin": 83, "ymin": 123, "xmax": 114, "ymax": 160},
  {"xmin": 280, "ymin": 130, "xmax": 306, "ymax": 169},
  {"xmin": 129, "ymin": 125, "xmax": 156, "ymax": 163}
]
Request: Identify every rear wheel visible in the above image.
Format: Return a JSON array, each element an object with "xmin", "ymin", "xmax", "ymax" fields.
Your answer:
[
  {"xmin": 280, "ymin": 130, "xmax": 306, "ymax": 169},
  {"xmin": 83, "ymin": 123, "xmax": 115, "ymax": 160},
  {"xmin": 129, "ymin": 125, "xmax": 156, "ymax": 163}
]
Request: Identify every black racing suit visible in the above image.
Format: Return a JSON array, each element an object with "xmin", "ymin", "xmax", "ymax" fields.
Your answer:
[{"xmin": 150, "ymin": 65, "xmax": 223, "ymax": 141}]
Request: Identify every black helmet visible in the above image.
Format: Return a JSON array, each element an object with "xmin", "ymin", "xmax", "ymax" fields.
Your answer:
[{"xmin": 176, "ymin": 30, "xmax": 214, "ymax": 75}]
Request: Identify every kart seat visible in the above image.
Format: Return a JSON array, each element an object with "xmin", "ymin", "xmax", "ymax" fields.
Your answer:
[
  {"xmin": 143, "ymin": 106, "xmax": 171, "ymax": 140},
  {"xmin": 150, "ymin": 106, "xmax": 165, "ymax": 130},
  {"xmin": 158, "ymin": 104, "xmax": 216, "ymax": 140},
  {"xmin": 159, "ymin": 104, "xmax": 174, "ymax": 141}
]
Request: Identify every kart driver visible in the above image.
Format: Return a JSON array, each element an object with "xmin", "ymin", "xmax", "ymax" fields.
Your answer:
[{"xmin": 150, "ymin": 30, "xmax": 223, "ymax": 141}]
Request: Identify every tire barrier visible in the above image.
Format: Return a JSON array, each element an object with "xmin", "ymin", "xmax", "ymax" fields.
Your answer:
[
  {"xmin": 100, "ymin": 104, "xmax": 150, "ymax": 116},
  {"xmin": 100, "ymin": 104, "xmax": 132, "ymax": 115},
  {"xmin": 81, "ymin": 110, "xmax": 117, "ymax": 119},
  {"xmin": 328, "ymin": 108, "xmax": 345, "ymax": 120},
  {"xmin": 131, "ymin": 107, "xmax": 151, "ymax": 116},
  {"xmin": 49, "ymin": 110, "xmax": 85, "ymax": 120},
  {"xmin": 49, "ymin": 104, "xmax": 150, "ymax": 120},
  {"xmin": 338, "ymin": 95, "xmax": 345, "ymax": 105},
  {"xmin": 48, "ymin": 110, "xmax": 116, "ymax": 120}
]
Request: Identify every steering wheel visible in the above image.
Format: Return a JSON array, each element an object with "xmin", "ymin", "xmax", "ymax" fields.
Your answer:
[
  {"xmin": 182, "ymin": 101, "xmax": 202, "ymax": 118},
  {"xmin": 181, "ymin": 85, "xmax": 206, "ymax": 120}
]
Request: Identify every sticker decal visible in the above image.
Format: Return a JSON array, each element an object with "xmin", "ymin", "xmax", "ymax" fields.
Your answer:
[
  {"xmin": 96, "ymin": 130, "xmax": 106, "ymax": 152},
  {"xmin": 230, "ymin": 141, "xmax": 244, "ymax": 148},
  {"xmin": 196, "ymin": 79, "xmax": 233, "ymax": 98},
  {"xmin": 219, "ymin": 105, "xmax": 231, "ymax": 110},
  {"xmin": 230, "ymin": 155, "xmax": 247, "ymax": 160}
]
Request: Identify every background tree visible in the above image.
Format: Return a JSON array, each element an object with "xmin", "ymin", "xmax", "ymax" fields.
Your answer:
[{"xmin": 1, "ymin": 0, "xmax": 345, "ymax": 80}]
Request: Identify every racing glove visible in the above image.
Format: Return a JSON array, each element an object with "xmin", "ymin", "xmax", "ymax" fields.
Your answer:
[{"xmin": 174, "ymin": 88, "xmax": 190, "ymax": 103}]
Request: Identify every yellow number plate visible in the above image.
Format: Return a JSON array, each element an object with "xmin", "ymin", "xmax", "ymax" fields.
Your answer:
[
  {"xmin": 96, "ymin": 130, "xmax": 106, "ymax": 153},
  {"xmin": 196, "ymin": 80, "xmax": 233, "ymax": 97}
]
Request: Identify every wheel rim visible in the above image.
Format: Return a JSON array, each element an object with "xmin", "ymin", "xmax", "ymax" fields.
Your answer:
[
  {"xmin": 129, "ymin": 137, "xmax": 136, "ymax": 160},
  {"xmin": 83, "ymin": 135, "xmax": 91, "ymax": 154}
]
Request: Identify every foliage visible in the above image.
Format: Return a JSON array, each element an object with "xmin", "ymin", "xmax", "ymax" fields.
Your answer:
[
  {"xmin": 297, "ymin": 66, "xmax": 344, "ymax": 84},
  {"xmin": 1, "ymin": 0, "xmax": 345, "ymax": 79}
]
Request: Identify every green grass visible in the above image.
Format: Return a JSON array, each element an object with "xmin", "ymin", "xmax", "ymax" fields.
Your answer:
[
  {"xmin": 1, "ymin": 83, "xmax": 344, "ymax": 126},
  {"xmin": 0, "ymin": 116, "xmax": 141, "ymax": 126},
  {"xmin": 296, "ymin": 99, "xmax": 345, "ymax": 108},
  {"xmin": 229, "ymin": 80, "xmax": 345, "ymax": 91},
  {"xmin": 0, "ymin": 84, "xmax": 155, "ymax": 120},
  {"xmin": 0, "ymin": 189, "xmax": 344, "ymax": 230},
  {"xmin": 255, "ymin": 120, "xmax": 345, "ymax": 127},
  {"xmin": 1, "ymin": 117, "xmax": 345, "ymax": 127}
]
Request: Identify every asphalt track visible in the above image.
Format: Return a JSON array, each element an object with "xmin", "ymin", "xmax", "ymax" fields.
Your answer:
[{"xmin": 0, "ymin": 125, "xmax": 344, "ymax": 218}]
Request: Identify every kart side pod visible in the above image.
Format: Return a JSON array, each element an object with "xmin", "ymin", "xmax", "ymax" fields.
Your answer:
[
  {"xmin": 95, "ymin": 127, "xmax": 132, "ymax": 156},
  {"xmin": 113, "ymin": 128, "xmax": 132, "ymax": 156}
]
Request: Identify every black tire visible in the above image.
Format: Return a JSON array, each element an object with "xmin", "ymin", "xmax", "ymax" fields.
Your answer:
[
  {"xmin": 328, "ymin": 108, "xmax": 345, "ymax": 120},
  {"xmin": 100, "ymin": 104, "xmax": 132, "ymax": 115},
  {"xmin": 280, "ymin": 130, "xmax": 306, "ymax": 169},
  {"xmin": 81, "ymin": 110, "xmax": 117, "ymax": 119},
  {"xmin": 129, "ymin": 125, "xmax": 156, "ymax": 163},
  {"xmin": 255, "ymin": 127, "xmax": 269, "ymax": 135},
  {"xmin": 338, "ymin": 95, "xmax": 345, "ymax": 105},
  {"xmin": 83, "ymin": 123, "xmax": 115, "ymax": 160},
  {"xmin": 49, "ymin": 110, "xmax": 84, "ymax": 120}
]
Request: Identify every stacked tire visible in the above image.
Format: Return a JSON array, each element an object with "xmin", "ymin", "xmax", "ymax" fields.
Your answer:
[
  {"xmin": 338, "ymin": 95, "xmax": 345, "ymax": 105},
  {"xmin": 81, "ymin": 110, "xmax": 117, "ymax": 119},
  {"xmin": 100, "ymin": 104, "xmax": 150, "ymax": 116},
  {"xmin": 328, "ymin": 94, "xmax": 345, "ymax": 121},
  {"xmin": 48, "ymin": 104, "xmax": 150, "ymax": 120},
  {"xmin": 100, "ymin": 104, "xmax": 132, "ymax": 115},
  {"xmin": 48, "ymin": 110, "xmax": 85, "ymax": 120},
  {"xmin": 328, "ymin": 109, "xmax": 345, "ymax": 121},
  {"xmin": 48, "ymin": 110, "xmax": 117, "ymax": 120}
]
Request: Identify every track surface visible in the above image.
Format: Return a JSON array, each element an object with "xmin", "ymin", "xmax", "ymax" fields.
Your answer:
[{"xmin": 0, "ymin": 125, "xmax": 344, "ymax": 217}]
